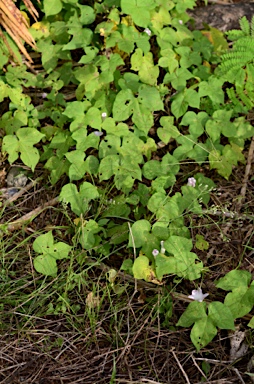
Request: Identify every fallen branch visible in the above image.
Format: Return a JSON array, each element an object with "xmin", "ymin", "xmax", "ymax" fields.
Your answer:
[
  {"xmin": 3, "ymin": 177, "xmax": 42, "ymax": 205},
  {"xmin": 4, "ymin": 197, "xmax": 59, "ymax": 232}
]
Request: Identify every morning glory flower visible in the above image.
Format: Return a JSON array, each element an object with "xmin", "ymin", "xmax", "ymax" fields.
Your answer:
[
  {"xmin": 187, "ymin": 177, "xmax": 196, "ymax": 187},
  {"xmin": 144, "ymin": 28, "xmax": 151, "ymax": 36},
  {"xmin": 188, "ymin": 288, "xmax": 209, "ymax": 302},
  {"xmin": 93, "ymin": 131, "xmax": 103, "ymax": 137},
  {"xmin": 152, "ymin": 249, "xmax": 159, "ymax": 257}
]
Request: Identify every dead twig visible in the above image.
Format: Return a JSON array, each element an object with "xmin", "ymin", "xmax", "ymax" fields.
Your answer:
[
  {"xmin": 172, "ymin": 349, "xmax": 191, "ymax": 384},
  {"xmin": 236, "ymin": 136, "xmax": 254, "ymax": 211},
  {"xmin": 4, "ymin": 197, "xmax": 58, "ymax": 232},
  {"xmin": 3, "ymin": 177, "xmax": 41, "ymax": 205}
]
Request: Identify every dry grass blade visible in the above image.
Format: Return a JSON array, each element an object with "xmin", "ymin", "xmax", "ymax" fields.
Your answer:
[
  {"xmin": 0, "ymin": 0, "xmax": 39, "ymax": 63},
  {"xmin": 23, "ymin": 0, "xmax": 39, "ymax": 20}
]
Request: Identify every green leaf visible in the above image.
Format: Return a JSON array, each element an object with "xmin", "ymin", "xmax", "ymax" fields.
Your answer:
[
  {"xmin": 59, "ymin": 182, "xmax": 99, "ymax": 216},
  {"xmin": 33, "ymin": 231, "xmax": 54, "ymax": 254},
  {"xmin": 208, "ymin": 302, "xmax": 235, "ymax": 329},
  {"xmin": 121, "ymin": 0, "xmax": 156, "ymax": 27},
  {"xmin": 164, "ymin": 236, "xmax": 193, "ymax": 254},
  {"xmin": 78, "ymin": 219, "xmax": 101, "ymax": 250},
  {"xmin": 65, "ymin": 150, "xmax": 87, "ymax": 181},
  {"xmin": 157, "ymin": 116, "xmax": 180, "ymax": 144},
  {"xmin": 2, "ymin": 135, "xmax": 19, "ymax": 163},
  {"xmin": 216, "ymin": 270, "xmax": 252, "ymax": 291},
  {"xmin": 159, "ymin": 48, "xmax": 178, "ymax": 73},
  {"xmin": 34, "ymin": 255, "xmax": 58, "ymax": 276},
  {"xmin": 171, "ymin": 91, "xmax": 188, "ymax": 119},
  {"xmin": 85, "ymin": 155, "xmax": 99, "ymax": 175},
  {"xmin": 195, "ymin": 235, "xmax": 209, "ymax": 251},
  {"xmin": 3, "ymin": 128, "xmax": 44, "ymax": 171},
  {"xmin": 206, "ymin": 110, "xmax": 233, "ymax": 142},
  {"xmin": 164, "ymin": 68, "xmax": 193, "ymax": 89},
  {"xmin": 99, "ymin": 155, "xmax": 119, "ymax": 180},
  {"xmin": 132, "ymin": 255, "xmax": 155, "ymax": 281},
  {"xmin": 132, "ymin": 100, "xmax": 153, "ymax": 134},
  {"xmin": 176, "ymin": 46, "xmax": 201, "ymax": 68},
  {"xmin": 138, "ymin": 85, "xmax": 164, "ymax": 111},
  {"xmin": 121, "ymin": 258, "xmax": 133, "ymax": 274},
  {"xmin": 128, "ymin": 220, "xmax": 151, "ymax": 248},
  {"xmin": 63, "ymin": 28, "xmax": 93, "ymax": 51},
  {"xmin": 209, "ymin": 150, "xmax": 232, "ymax": 180},
  {"xmin": 157, "ymin": 236, "xmax": 203, "ymax": 280},
  {"xmin": 155, "ymin": 194, "xmax": 181, "ymax": 221},
  {"xmin": 199, "ymin": 76, "xmax": 224, "ymax": 104},
  {"xmin": 131, "ymin": 48, "xmax": 159, "ymax": 85},
  {"xmin": 0, "ymin": 81, "xmax": 9, "ymax": 102},
  {"xmin": 155, "ymin": 250, "xmax": 203, "ymax": 281},
  {"xmin": 44, "ymin": 156, "xmax": 70, "ymax": 185},
  {"xmin": 112, "ymin": 89, "xmax": 134, "ymax": 121},
  {"xmin": 248, "ymin": 316, "xmax": 254, "ymax": 328},
  {"xmin": 155, "ymin": 254, "xmax": 177, "ymax": 280},
  {"xmin": 44, "ymin": 0, "xmax": 62, "ymax": 17},
  {"xmin": 191, "ymin": 317, "xmax": 217, "ymax": 351},
  {"xmin": 147, "ymin": 192, "xmax": 167, "ymax": 213},
  {"xmin": 63, "ymin": 101, "xmax": 87, "ymax": 119},
  {"xmin": 177, "ymin": 301, "xmax": 207, "ymax": 327},
  {"xmin": 180, "ymin": 111, "xmax": 208, "ymax": 137},
  {"xmin": 33, "ymin": 232, "xmax": 71, "ymax": 276},
  {"xmin": 78, "ymin": 5, "xmax": 95, "ymax": 24},
  {"xmin": 224, "ymin": 285, "xmax": 254, "ymax": 318},
  {"xmin": 143, "ymin": 160, "xmax": 162, "ymax": 180},
  {"xmin": 223, "ymin": 143, "xmax": 245, "ymax": 166}
]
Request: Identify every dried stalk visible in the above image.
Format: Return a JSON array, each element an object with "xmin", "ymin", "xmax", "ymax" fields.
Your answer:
[{"xmin": 0, "ymin": 0, "xmax": 39, "ymax": 62}]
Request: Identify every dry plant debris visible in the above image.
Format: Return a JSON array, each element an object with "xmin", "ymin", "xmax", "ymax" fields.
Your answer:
[{"xmin": 0, "ymin": 0, "xmax": 39, "ymax": 62}]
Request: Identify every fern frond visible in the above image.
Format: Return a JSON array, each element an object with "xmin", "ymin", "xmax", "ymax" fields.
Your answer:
[
  {"xmin": 226, "ymin": 29, "xmax": 245, "ymax": 41},
  {"xmin": 239, "ymin": 16, "xmax": 250, "ymax": 36},
  {"xmin": 220, "ymin": 53, "xmax": 254, "ymax": 73},
  {"xmin": 246, "ymin": 63, "xmax": 254, "ymax": 87},
  {"xmin": 234, "ymin": 36, "xmax": 254, "ymax": 50},
  {"xmin": 222, "ymin": 16, "xmax": 254, "ymax": 110},
  {"xmin": 251, "ymin": 16, "xmax": 254, "ymax": 37},
  {"xmin": 226, "ymin": 88, "xmax": 239, "ymax": 105},
  {"xmin": 238, "ymin": 90, "xmax": 253, "ymax": 109},
  {"xmin": 219, "ymin": 36, "xmax": 254, "ymax": 76},
  {"xmin": 226, "ymin": 87, "xmax": 249, "ymax": 112}
]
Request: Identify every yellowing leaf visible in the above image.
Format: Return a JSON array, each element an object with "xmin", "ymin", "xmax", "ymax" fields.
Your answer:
[{"xmin": 31, "ymin": 21, "xmax": 50, "ymax": 36}]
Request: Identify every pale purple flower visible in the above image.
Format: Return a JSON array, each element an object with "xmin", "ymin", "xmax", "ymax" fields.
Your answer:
[
  {"xmin": 144, "ymin": 28, "xmax": 151, "ymax": 36},
  {"xmin": 152, "ymin": 249, "xmax": 159, "ymax": 257},
  {"xmin": 42, "ymin": 92, "xmax": 48, "ymax": 98},
  {"xmin": 187, "ymin": 177, "xmax": 196, "ymax": 187},
  {"xmin": 188, "ymin": 288, "xmax": 209, "ymax": 302},
  {"xmin": 93, "ymin": 130, "xmax": 103, "ymax": 137}
]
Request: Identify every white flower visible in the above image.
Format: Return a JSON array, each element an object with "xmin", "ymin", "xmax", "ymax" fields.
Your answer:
[
  {"xmin": 93, "ymin": 130, "xmax": 103, "ymax": 137},
  {"xmin": 179, "ymin": 20, "xmax": 183, "ymax": 25},
  {"xmin": 187, "ymin": 177, "xmax": 196, "ymax": 187},
  {"xmin": 42, "ymin": 92, "xmax": 48, "ymax": 98},
  {"xmin": 101, "ymin": 112, "xmax": 107, "ymax": 120},
  {"xmin": 144, "ymin": 28, "xmax": 151, "ymax": 36},
  {"xmin": 188, "ymin": 288, "xmax": 209, "ymax": 302},
  {"xmin": 160, "ymin": 241, "xmax": 165, "ymax": 254},
  {"xmin": 152, "ymin": 249, "xmax": 159, "ymax": 257}
]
